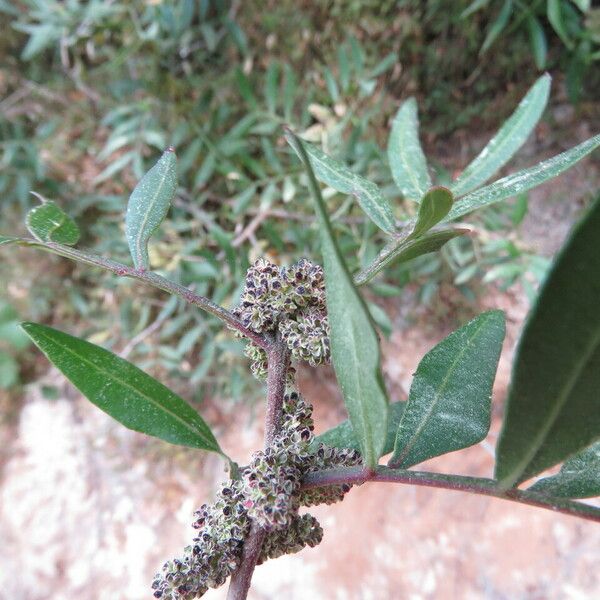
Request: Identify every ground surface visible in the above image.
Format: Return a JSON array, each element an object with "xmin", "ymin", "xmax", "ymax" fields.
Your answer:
[{"xmin": 1, "ymin": 112, "xmax": 600, "ymax": 599}]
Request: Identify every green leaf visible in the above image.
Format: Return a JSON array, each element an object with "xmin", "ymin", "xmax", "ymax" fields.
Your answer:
[
  {"xmin": 387, "ymin": 97, "xmax": 432, "ymax": 202},
  {"xmin": 480, "ymin": 0, "xmax": 513, "ymax": 54},
  {"xmin": 22, "ymin": 322, "xmax": 222, "ymax": 454},
  {"xmin": 548, "ymin": 0, "xmax": 573, "ymax": 49},
  {"xmin": 285, "ymin": 129, "xmax": 389, "ymax": 468},
  {"xmin": 410, "ymin": 187, "xmax": 454, "ymax": 238},
  {"xmin": 527, "ymin": 16, "xmax": 548, "ymax": 70},
  {"xmin": 460, "ymin": 0, "xmax": 491, "ymax": 19},
  {"xmin": 0, "ymin": 236, "xmax": 18, "ymax": 246},
  {"xmin": 314, "ymin": 401, "xmax": 405, "ymax": 455},
  {"xmin": 451, "ymin": 75, "xmax": 551, "ymax": 197},
  {"xmin": 389, "ymin": 311, "xmax": 505, "ymax": 468},
  {"xmin": 444, "ymin": 133, "xmax": 600, "ymax": 222},
  {"xmin": 125, "ymin": 148, "xmax": 177, "ymax": 270},
  {"xmin": 26, "ymin": 200, "xmax": 80, "ymax": 245},
  {"xmin": 354, "ymin": 228, "xmax": 468, "ymax": 286},
  {"xmin": 292, "ymin": 139, "xmax": 396, "ymax": 234},
  {"xmin": 528, "ymin": 441, "xmax": 600, "ymax": 498},
  {"xmin": 495, "ymin": 197, "xmax": 600, "ymax": 487}
]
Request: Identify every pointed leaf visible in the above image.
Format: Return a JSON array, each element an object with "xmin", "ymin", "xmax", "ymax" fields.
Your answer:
[
  {"xmin": 354, "ymin": 228, "xmax": 467, "ymax": 286},
  {"xmin": 292, "ymin": 140, "xmax": 396, "ymax": 233},
  {"xmin": 286, "ymin": 129, "xmax": 389, "ymax": 468},
  {"xmin": 495, "ymin": 198, "xmax": 600, "ymax": 487},
  {"xmin": 26, "ymin": 200, "xmax": 80, "ymax": 245},
  {"xmin": 444, "ymin": 133, "xmax": 600, "ymax": 222},
  {"xmin": 527, "ymin": 16, "xmax": 548, "ymax": 70},
  {"xmin": 387, "ymin": 97, "xmax": 432, "ymax": 202},
  {"xmin": 451, "ymin": 75, "xmax": 551, "ymax": 197},
  {"xmin": 22, "ymin": 323, "xmax": 222, "ymax": 454},
  {"xmin": 548, "ymin": 0, "xmax": 573, "ymax": 49},
  {"xmin": 314, "ymin": 401, "xmax": 405, "ymax": 455},
  {"xmin": 528, "ymin": 441, "xmax": 600, "ymax": 498},
  {"xmin": 410, "ymin": 187, "xmax": 454, "ymax": 238},
  {"xmin": 389, "ymin": 311, "xmax": 505, "ymax": 468},
  {"xmin": 480, "ymin": 0, "xmax": 513, "ymax": 54},
  {"xmin": 125, "ymin": 148, "xmax": 177, "ymax": 270}
]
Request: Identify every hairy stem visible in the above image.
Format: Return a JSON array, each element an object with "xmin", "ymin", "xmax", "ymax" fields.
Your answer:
[
  {"xmin": 7, "ymin": 237, "xmax": 269, "ymax": 349},
  {"xmin": 302, "ymin": 466, "xmax": 600, "ymax": 523},
  {"xmin": 227, "ymin": 339, "xmax": 289, "ymax": 599}
]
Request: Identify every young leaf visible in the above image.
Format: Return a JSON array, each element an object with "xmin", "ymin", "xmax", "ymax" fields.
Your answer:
[
  {"xmin": 410, "ymin": 187, "xmax": 454, "ymax": 238},
  {"xmin": 286, "ymin": 129, "xmax": 389, "ymax": 468},
  {"xmin": 495, "ymin": 197, "xmax": 600, "ymax": 487},
  {"xmin": 451, "ymin": 75, "xmax": 551, "ymax": 197},
  {"xmin": 528, "ymin": 441, "xmax": 600, "ymax": 499},
  {"xmin": 389, "ymin": 311, "xmax": 505, "ymax": 468},
  {"xmin": 22, "ymin": 322, "xmax": 222, "ymax": 454},
  {"xmin": 291, "ymin": 140, "xmax": 396, "ymax": 234},
  {"xmin": 444, "ymin": 133, "xmax": 600, "ymax": 222},
  {"xmin": 314, "ymin": 401, "xmax": 406, "ymax": 455},
  {"xmin": 26, "ymin": 200, "xmax": 80, "ymax": 245},
  {"xmin": 354, "ymin": 228, "xmax": 467, "ymax": 286},
  {"xmin": 387, "ymin": 97, "xmax": 432, "ymax": 202},
  {"xmin": 125, "ymin": 147, "xmax": 177, "ymax": 270}
]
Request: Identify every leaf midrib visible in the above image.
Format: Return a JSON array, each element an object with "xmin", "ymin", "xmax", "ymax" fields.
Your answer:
[
  {"xmin": 453, "ymin": 79, "xmax": 547, "ymax": 196},
  {"xmin": 394, "ymin": 315, "xmax": 489, "ymax": 466},
  {"xmin": 32, "ymin": 327, "xmax": 216, "ymax": 448},
  {"xmin": 505, "ymin": 321, "xmax": 600, "ymax": 485}
]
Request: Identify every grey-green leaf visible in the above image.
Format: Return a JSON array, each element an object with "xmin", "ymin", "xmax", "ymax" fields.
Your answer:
[
  {"xmin": 451, "ymin": 74, "xmax": 551, "ymax": 197},
  {"xmin": 26, "ymin": 200, "xmax": 80, "ymax": 245},
  {"xmin": 314, "ymin": 401, "xmax": 405, "ymax": 455},
  {"xmin": 528, "ymin": 441, "xmax": 600, "ymax": 499},
  {"xmin": 389, "ymin": 311, "xmax": 505, "ymax": 468},
  {"xmin": 354, "ymin": 228, "xmax": 467, "ymax": 286},
  {"xmin": 495, "ymin": 197, "xmax": 600, "ymax": 487},
  {"xmin": 387, "ymin": 97, "xmax": 432, "ymax": 202},
  {"xmin": 290, "ymin": 139, "xmax": 396, "ymax": 234},
  {"xmin": 286, "ymin": 129, "xmax": 389, "ymax": 468},
  {"xmin": 22, "ymin": 322, "xmax": 222, "ymax": 454},
  {"xmin": 410, "ymin": 187, "xmax": 454, "ymax": 238},
  {"xmin": 444, "ymin": 133, "xmax": 600, "ymax": 222},
  {"xmin": 125, "ymin": 147, "xmax": 177, "ymax": 270}
]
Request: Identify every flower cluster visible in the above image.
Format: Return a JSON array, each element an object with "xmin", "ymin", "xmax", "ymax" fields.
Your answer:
[
  {"xmin": 151, "ymin": 391, "xmax": 361, "ymax": 600},
  {"xmin": 233, "ymin": 258, "xmax": 330, "ymax": 376}
]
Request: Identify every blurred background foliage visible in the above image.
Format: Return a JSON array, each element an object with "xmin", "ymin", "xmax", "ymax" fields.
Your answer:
[{"xmin": 0, "ymin": 0, "xmax": 598, "ymax": 402}]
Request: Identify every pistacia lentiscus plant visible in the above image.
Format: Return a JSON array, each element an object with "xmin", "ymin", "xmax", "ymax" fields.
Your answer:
[{"xmin": 2, "ymin": 75, "xmax": 600, "ymax": 599}]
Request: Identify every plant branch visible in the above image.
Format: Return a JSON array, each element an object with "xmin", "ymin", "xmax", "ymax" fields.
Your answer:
[
  {"xmin": 3, "ymin": 237, "xmax": 269, "ymax": 350},
  {"xmin": 227, "ymin": 339, "xmax": 290, "ymax": 599},
  {"xmin": 301, "ymin": 466, "xmax": 600, "ymax": 523}
]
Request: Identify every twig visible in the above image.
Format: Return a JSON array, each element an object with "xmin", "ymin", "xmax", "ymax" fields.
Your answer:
[
  {"xmin": 301, "ymin": 466, "xmax": 600, "ymax": 524},
  {"xmin": 8, "ymin": 237, "xmax": 270, "ymax": 350},
  {"xmin": 227, "ymin": 339, "xmax": 290, "ymax": 599}
]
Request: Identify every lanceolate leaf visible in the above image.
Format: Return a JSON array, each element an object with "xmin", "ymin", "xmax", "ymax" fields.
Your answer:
[
  {"xmin": 286, "ymin": 129, "xmax": 389, "ymax": 468},
  {"xmin": 387, "ymin": 97, "xmax": 432, "ymax": 202},
  {"xmin": 410, "ymin": 187, "xmax": 454, "ymax": 238},
  {"xmin": 480, "ymin": 0, "xmax": 513, "ymax": 54},
  {"xmin": 444, "ymin": 133, "xmax": 600, "ymax": 222},
  {"xmin": 314, "ymin": 401, "xmax": 405, "ymax": 455},
  {"xmin": 22, "ymin": 323, "xmax": 222, "ymax": 454},
  {"xmin": 451, "ymin": 75, "xmax": 551, "ymax": 197},
  {"xmin": 495, "ymin": 197, "xmax": 600, "ymax": 487},
  {"xmin": 389, "ymin": 311, "xmax": 505, "ymax": 468},
  {"xmin": 126, "ymin": 147, "xmax": 178, "ymax": 270},
  {"xmin": 26, "ymin": 200, "xmax": 80, "ymax": 245},
  {"xmin": 292, "ymin": 140, "xmax": 396, "ymax": 234},
  {"xmin": 354, "ymin": 228, "xmax": 467, "ymax": 286},
  {"xmin": 528, "ymin": 441, "xmax": 600, "ymax": 499}
]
